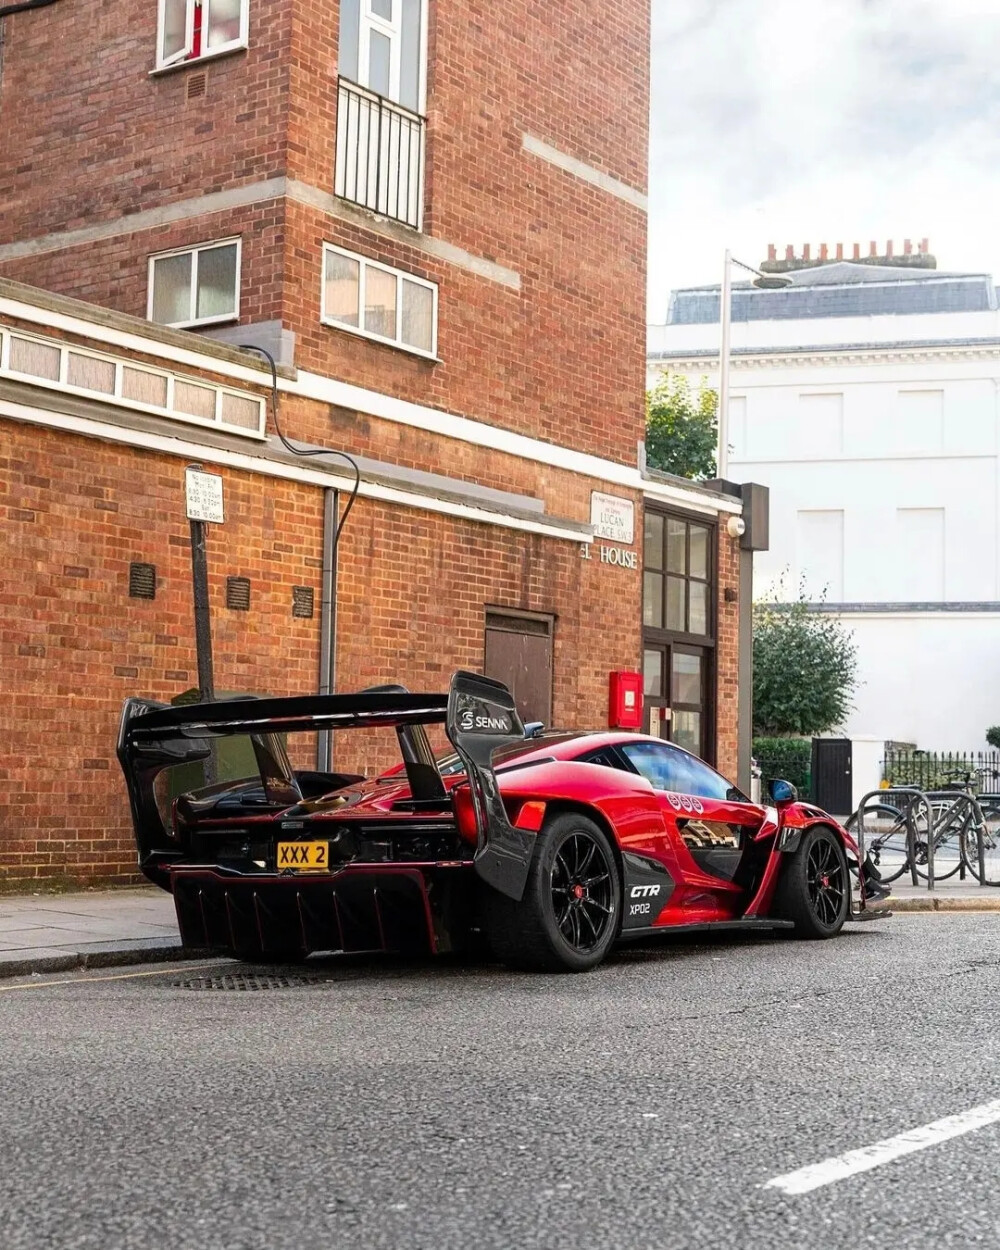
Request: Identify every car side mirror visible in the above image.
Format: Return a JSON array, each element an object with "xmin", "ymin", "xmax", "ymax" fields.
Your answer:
[{"xmin": 767, "ymin": 778, "xmax": 798, "ymax": 804}]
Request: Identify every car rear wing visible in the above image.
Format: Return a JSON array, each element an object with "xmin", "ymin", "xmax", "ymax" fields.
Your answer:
[
  {"xmin": 445, "ymin": 671, "xmax": 531, "ymax": 900},
  {"xmin": 117, "ymin": 672, "xmax": 531, "ymax": 898}
]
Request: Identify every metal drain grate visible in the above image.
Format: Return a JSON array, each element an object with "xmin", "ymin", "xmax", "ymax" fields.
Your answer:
[{"xmin": 172, "ymin": 972, "xmax": 327, "ymax": 991}]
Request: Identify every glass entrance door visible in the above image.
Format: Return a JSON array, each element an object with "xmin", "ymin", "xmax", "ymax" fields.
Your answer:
[{"xmin": 642, "ymin": 643, "xmax": 709, "ymax": 759}]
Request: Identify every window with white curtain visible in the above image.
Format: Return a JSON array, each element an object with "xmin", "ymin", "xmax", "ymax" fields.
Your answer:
[
  {"xmin": 148, "ymin": 239, "xmax": 240, "ymax": 328},
  {"xmin": 156, "ymin": 0, "xmax": 249, "ymax": 70},
  {"xmin": 321, "ymin": 243, "xmax": 437, "ymax": 357}
]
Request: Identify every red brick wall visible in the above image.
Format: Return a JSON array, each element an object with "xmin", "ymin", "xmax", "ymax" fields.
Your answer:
[
  {"xmin": 1, "ymin": 417, "xmax": 640, "ymax": 884},
  {"xmin": 0, "ymin": 0, "xmax": 649, "ymax": 464},
  {"xmin": 715, "ymin": 528, "xmax": 741, "ymax": 780},
  {"xmin": 0, "ymin": 201, "xmax": 287, "ymax": 325},
  {"xmin": 0, "ymin": 0, "xmax": 292, "ymax": 243}
]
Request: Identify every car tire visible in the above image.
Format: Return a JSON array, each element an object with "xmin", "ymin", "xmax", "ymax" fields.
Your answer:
[
  {"xmin": 773, "ymin": 824, "xmax": 849, "ymax": 939},
  {"xmin": 481, "ymin": 811, "xmax": 621, "ymax": 972}
]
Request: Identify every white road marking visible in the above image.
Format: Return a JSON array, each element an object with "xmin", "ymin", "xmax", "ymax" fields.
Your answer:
[{"xmin": 766, "ymin": 1098, "xmax": 1000, "ymax": 1195}]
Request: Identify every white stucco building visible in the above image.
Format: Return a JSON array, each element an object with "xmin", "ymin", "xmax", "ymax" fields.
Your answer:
[{"xmin": 647, "ymin": 250, "xmax": 1000, "ymax": 751}]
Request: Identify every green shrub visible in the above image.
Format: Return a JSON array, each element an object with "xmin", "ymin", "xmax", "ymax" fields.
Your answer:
[
  {"xmin": 752, "ymin": 737, "xmax": 812, "ymax": 798},
  {"xmin": 987, "ymin": 727, "xmax": 1000, "ymax": 750}
]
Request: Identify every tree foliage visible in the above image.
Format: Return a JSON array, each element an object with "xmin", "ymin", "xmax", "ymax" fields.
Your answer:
[
  {"xmin": 752, "ymin": 582, "xmax": 858, "ymax": 737},
  {"xmin": 645, "ymin": 374, "xmax": 717, "ymax": 480},
  {"xmin": 986, "ymin": 726, "xmax": 1000, "ymax": 750}
]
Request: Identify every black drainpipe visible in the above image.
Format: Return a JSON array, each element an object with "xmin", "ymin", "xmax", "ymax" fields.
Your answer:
[{"xmin": 316, "ymin": 487, "xmax": 339, "ymax": 771}]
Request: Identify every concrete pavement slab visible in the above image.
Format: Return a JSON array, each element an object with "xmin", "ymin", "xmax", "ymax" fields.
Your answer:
[{"xmin": 0, "ymin": 887, "xmax": 187, "ymax": 978}]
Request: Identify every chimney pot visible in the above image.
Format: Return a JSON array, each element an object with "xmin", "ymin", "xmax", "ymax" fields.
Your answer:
[
  {"xmin": 785, "ymin": 245, "xmax": 794, "ymax": 261},
  {"xmin": 886, "ymin": 239, "xmax": 894, "ymax": 258},
  {"xmin": 820, "ymin": 243, "xmax": 828, "ymax": 261},
  {"xmin": 904, "ymin": 238, "xmax": 912, "ymax": 255},
  {"xmin": 853, "ymin": 243, "xmax": 860, "ymax": 260},
  {"xmin": 920, "ymin": 237, "xmax": 929, "ymax": 254},
  {"xmin": 869, "ymin": 241, "xmax": 877, "ymax": 257},
  {"xmin": 767, "ymin": 244, "xmax": 776, "ymax": 262},
  {"xmin": 803, "ymin": 243, "xmax": 811, "ymax": 261},
  {"xmin": 836, "ymin": 243, "xmax": 844, "ymax": 260}
]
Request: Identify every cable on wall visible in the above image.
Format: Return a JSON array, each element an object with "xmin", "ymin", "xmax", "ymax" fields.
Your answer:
[
  {"xmin": 237, "ymin": 342, "xmax": 362, "ymax": 567},
  {"xmin": 0, "ymin": 0, "xmax": 59, "ymax": 18}
]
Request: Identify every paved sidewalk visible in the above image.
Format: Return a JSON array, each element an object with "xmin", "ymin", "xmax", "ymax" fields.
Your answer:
[
  {"xmin": 1, "ymin": 874, "xmax": 997, "ymax": 980},
  {"xmin": 888, "ymin": 876, "xmax": 1000, "ymax": 911},
  {"xmin": 0, "ymin": 887, "xmax": 182, "ymax": 978}
]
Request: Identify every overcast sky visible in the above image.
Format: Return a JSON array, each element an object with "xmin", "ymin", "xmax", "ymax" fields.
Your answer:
[{"xmin": 647, "ymin": 0, "xmax": 1000, "ymax": 322}]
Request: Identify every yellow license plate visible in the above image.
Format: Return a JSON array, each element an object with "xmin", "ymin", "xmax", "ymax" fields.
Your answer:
[{"xmin": 276, "ymin": 841, "xmax": 329, "ymax": 871}]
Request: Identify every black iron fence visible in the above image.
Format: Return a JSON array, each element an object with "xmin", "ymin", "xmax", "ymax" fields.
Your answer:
[
  {"xmin": 882, "ymin": 749, "xmax": 1000, "ymax": 794},
  {"xmin": 335, "ymin": 78, "xmax": 425, "ymax": 229}
]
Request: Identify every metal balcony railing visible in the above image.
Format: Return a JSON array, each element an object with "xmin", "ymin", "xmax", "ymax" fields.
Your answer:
[{"xmin": 335, "ymin": 78, "xmax": 425, "ymax": 230}]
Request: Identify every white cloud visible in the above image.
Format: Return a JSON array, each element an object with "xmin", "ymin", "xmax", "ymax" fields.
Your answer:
[{"xmin": 648, "ymin": 0, "xmax": 1000, "ymax": 320}]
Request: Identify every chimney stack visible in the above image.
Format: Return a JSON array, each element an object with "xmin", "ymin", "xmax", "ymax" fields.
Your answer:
[{"xmin": 759, "ymin": 238, "xmax": 936, "ymax": 274}]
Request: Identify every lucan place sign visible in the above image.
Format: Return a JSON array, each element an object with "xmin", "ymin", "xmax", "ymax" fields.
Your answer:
[
  {"xmin": 582, "ymin": 491, "xmax": 638, "ymax": 570},
  {"xmin": 590, "ymin": 491, "xmax": 635, "ymax": 544}
]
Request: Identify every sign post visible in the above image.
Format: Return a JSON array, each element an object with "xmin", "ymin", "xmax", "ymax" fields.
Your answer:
[{"xmin": 184, "ymin": 465, "xmax": 225, "ymax": 704}]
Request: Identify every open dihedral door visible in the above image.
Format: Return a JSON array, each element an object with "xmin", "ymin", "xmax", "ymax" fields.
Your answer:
[{"xmin": 445, "ymin": 670, "xmax": 533, "ymax": 901}]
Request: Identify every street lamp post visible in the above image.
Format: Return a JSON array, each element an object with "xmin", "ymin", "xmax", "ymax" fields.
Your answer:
[{"xmin": 717, "ymin": 253, "xmax": 792, "ymax": 480}]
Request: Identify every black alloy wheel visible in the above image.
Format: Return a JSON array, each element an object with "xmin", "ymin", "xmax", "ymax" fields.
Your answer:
[
  {"xmin": 806, "ymin": 834, "xmax": 847, "ymax": 929},
  {"xmin": 480, "ymin": 812, "xmax": 622, "ymax": 972},
  {"xmin": 550, "ymin": 831, "xmax": 616, "ymax": 954},
  {"xmin": 773, "ymin": 825, "xmax": 849, "ymax": 939}
]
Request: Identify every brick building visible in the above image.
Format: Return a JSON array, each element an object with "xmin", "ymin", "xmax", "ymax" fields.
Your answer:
[{"xmin": 0, "ymin": 0, "xmax": 753, "ymax": 886}]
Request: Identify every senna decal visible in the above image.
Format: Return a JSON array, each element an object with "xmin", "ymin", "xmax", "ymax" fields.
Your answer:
[{"xmin": 457, "ymin": 707, "xmax": 513, "ymax": 734}]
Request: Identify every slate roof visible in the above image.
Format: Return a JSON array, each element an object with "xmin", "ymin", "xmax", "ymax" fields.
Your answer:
[{"xmin": 666, "ymin": 262, "xmax": 998, "ymax": 324}]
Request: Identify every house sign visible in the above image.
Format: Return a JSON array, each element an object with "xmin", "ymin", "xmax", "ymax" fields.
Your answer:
[{"xmin": 590, "ymin": 491, "xmax": 635, "ymax": 545}]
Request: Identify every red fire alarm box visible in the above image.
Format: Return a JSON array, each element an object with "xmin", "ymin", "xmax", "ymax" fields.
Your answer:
[{"xmin": 608, "ymin": 670, "xmax": 643, "ymax": 730}]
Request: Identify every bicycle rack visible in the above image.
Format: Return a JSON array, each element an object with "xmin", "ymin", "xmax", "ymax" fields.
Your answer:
[
  {"xmin": 922, "ymin": 791, "xmax": 987, "ymax": 888},
  {"xmin": 852, "ymin": 787, "xmax": 989, "ymax": 892}
]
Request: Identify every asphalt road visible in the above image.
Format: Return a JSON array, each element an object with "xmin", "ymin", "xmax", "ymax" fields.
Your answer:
[{"xmin": 2, "ymin": 914, "xmax": 999, "ymax": 1249}]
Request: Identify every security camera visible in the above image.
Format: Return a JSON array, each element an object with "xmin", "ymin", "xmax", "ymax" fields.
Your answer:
[{"xmin": 727, "ymin": 516, "xmax": 747, "ymax": 539}]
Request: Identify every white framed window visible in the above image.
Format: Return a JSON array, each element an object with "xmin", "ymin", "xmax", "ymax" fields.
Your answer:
[
  {"xmin": 321, "ymin": 243, "xmax": 437, "ymax": 358},
  {"xmin": 0, "ymin": 327, "xmax": 266, "ymax": 438},
  {"xmin": 148, "ymin": 238, "xmax": 241, "ymax": 329},
  {"xmin": 156, "ymin": 0, "xmax": 249, "ymax": 71},
  {"xmin": 339, "ymin": 0, "xmax": 426, "ymax": 113}
]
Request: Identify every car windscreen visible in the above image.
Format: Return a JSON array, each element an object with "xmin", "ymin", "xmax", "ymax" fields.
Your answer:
[{"xmin": 619, "ymin": 740, "xmax": 749, "ymax": 802}]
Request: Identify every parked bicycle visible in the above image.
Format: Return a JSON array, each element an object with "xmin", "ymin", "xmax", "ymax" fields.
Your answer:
[{"xmin": 845, "ymin": 772, "xmax": 1000, "ymax": 886}]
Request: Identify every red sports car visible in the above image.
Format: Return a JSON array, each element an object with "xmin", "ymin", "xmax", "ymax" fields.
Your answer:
[{"xmin": 117, "ymin": 671, "xmax": 886, "ymax": 973}]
